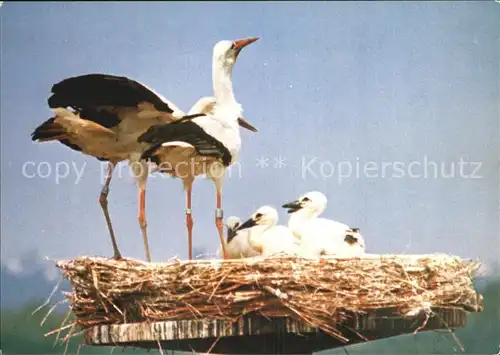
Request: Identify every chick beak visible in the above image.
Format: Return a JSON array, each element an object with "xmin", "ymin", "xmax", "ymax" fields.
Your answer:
[
  {"xmin": 235, "ymin": 217, "xmax": 257, "ymax": 231},
  {"xmin": 282, "ymin": 200, "xmax": 303, "ymax": 214}
]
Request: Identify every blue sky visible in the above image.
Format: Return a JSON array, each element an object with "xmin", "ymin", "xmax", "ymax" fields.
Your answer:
[{"xmin": 1, "ymin": 2, "xmax": 498, "ymax": 272}]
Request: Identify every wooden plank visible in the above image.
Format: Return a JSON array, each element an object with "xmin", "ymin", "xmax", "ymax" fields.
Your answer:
[{"xmin": 83, "ymin": 307, "xmax": 467, "ymax": 354}]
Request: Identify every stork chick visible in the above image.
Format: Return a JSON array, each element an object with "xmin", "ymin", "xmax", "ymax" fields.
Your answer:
[
  {"xmin": 235, "ymin": 206, "xmax": 300, "ymax": 257},
  {"xmin": 282, "ymin": 191, "xmax": 357, "ymax": 258},
  {"xmin": 337, "ymin": 228, "xmax": 366, "ymax": 256},
  {"xmin": 216, "ymin": 216, "xmax": 260, "ymax": 259}
]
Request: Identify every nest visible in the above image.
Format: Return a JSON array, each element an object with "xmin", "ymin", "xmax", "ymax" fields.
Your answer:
[{"xmin": 55, "ymin": 253, "xmax": 483, "ymax": 342}]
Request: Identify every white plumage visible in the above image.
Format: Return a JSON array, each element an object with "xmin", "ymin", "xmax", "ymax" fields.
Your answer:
[
  {"xmin": 235, "ymin": 206, "xmax": 300, "ymax": 257},
  {"xmin": 32, "ymin": 38, "xmax": 258, "ymax": 262},
  {"xmin": 139, "ymin": 37, "xmax": 260, "ymax": 259},
  {"xmin": 32, "ymin": 74, "xmax": 182, "ymax": 262},
  {"xmin": 187, "ymin": 96, "xmax": 257, "ymax": 133},
  {"xmin": 216, "ymin": 216, "xmax": 260, "ymax": 259},
  {"xmin": 282, "ymin": 191, "xmax": 363, "ymax": 258},
  {"xmin": 337, "ymin": 228, "xmax": 366, "ymax": 256}
]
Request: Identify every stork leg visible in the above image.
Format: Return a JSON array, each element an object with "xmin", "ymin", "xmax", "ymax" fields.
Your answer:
[
  {"xmin": 185, "ymin": 180, "xmax": 194, "ymax": 260},
  {"xmin": 99, "ymin": 162, "xmax": 122, "ymax": 259},
  {"xmin": 138, "ymin": 187, "xmax": 152, "ymax": 262},
  {"xmin": 215, "ymin": 187, "xmax": 227, "ymax": 259}
]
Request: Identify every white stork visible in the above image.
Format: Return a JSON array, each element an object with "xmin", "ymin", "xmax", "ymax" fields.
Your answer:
[
  {"xmin": 234, "ymin": 206, "xmax": 300, "ymax": 257},
  {"xmin": 338, "ymin": 228, "xmax": 366, "ymax": 256},
  {"xmin": 281, "ymin": 191, "xmax": 360, "ymax": 257},
  {"xmin": 30, "ymin": 40, "xmax": 258, "ymax": 262},
  {"xmin": 138, "ymin": 37, "xmax": 259, "ymax": 259},
  {"xmin": 216, "ymin": 216, "xmax": 260, "ymax": 259}
]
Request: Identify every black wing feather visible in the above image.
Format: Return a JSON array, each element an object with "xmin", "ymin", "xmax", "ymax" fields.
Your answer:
[
  {"xmin": 48, "ymin": 74, "xmax": 174, "ymax": 113},
  {"xmin": 138, "ymin": 120, "xmax": 232, "ymax": 166}
]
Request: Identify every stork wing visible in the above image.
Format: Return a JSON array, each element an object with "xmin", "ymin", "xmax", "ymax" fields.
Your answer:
[
  {"xmin": 48, "ymin": 74, "xmax": 183, "ymax": 128},
  {"xmin": 138, "ymin": 119, "xmax": 232, "ymax": 166}
]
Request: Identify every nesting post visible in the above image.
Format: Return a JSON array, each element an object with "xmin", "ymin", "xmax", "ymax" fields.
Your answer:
[{"xmin": 53, "ymin": 254, "xmax": 483, "ymax": 354}]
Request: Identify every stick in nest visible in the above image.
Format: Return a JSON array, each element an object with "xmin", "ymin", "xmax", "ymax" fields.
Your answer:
[{"xmin": 50, "ymin": 254, "xmax": 482, "ymax": 344}]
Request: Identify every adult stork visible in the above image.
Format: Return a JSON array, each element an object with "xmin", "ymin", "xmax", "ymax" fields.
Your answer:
[
  {"xmin": 138, "ymin": 37, "xmax": 259, "ymax": 259},
  {"xmin": 31, "ymin": 77, "xmax": 181, "ymax": 262},
  {"xmin": 30, "ymin": 40, "xmax": 258, "ymax": 261}
]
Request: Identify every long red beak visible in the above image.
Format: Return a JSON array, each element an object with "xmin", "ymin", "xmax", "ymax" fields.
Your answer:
[{"xmin": 233, "ymin": 37, "xmax": 259, "ymax": 55}]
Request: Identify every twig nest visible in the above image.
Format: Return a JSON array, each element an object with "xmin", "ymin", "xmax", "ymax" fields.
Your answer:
[{"xmin": 54, "ymin": 253, "xmax": 483, "ymax": 342}]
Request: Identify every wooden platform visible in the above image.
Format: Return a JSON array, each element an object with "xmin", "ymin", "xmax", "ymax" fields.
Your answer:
[{"xmin": 84, "ymin": 307, "xmax": 467, "ymax": 354}]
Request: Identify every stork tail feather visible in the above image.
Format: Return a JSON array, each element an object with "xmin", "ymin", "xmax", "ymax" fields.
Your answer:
[{"xmin": 31, "ymin": 117, "xmax": 67, "ymax": 142}]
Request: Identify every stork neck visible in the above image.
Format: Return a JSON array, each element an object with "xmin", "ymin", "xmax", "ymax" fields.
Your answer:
[
  {"xmin": 288, "ymin": 209, "xmax": 320, "ymax": 232},
  {"xmin": 213, "ymin": 62, "xmax": 238, "ymax": 109},
  {"xmin": 247, "ymin": 225, "xmax": 270, "ymax": 251}
]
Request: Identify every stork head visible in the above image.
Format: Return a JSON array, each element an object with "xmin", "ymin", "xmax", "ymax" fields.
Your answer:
[
  {"xmin": 213, "ymin": 37, "xmax": 259, "ymax": 69},
  {"xmin": 226, "ymin": 216, "xmax": 241, "ymax": 230},
  {"xmin": 236, "ymin": 205, "xmax": 278, "ymax": 231},
  {"xmin": 282, "ymin": 191, "xmax": 328, "ymax": 217},
  {"xmin": 225, "ymin": 216, "xmax": 242, "ymax": 243}
]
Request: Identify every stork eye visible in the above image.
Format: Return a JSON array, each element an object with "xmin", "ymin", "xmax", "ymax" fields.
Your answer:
[
  {"xmin": 255, "ymin": 213, "xmax": 263, "ymax": 219},
  {"xmin": 302, "ymin": 197, "xmax": 310, "ymax": 202}
]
